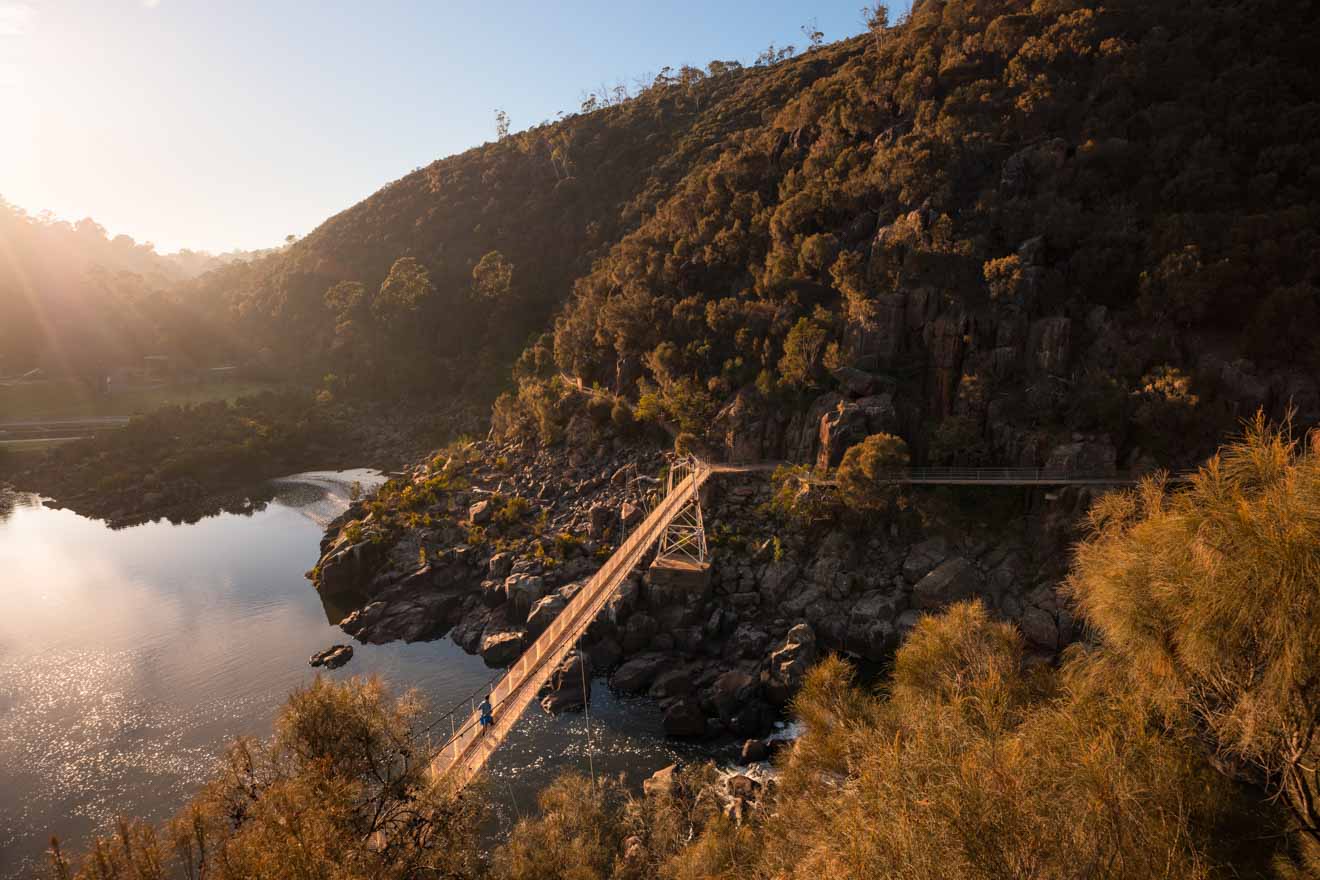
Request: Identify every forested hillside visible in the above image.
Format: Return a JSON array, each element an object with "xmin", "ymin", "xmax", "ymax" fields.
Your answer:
[
  {"xmin": 0, "ymin": 203, "xmax": 266, "ymax": 380},
  {"xmin": 496, "ymin": 0, "xmax": 1320, "ymax": 471},
  {"xmin": 171, "ymin": 52, "xmax": 843, "ymax": 399}
]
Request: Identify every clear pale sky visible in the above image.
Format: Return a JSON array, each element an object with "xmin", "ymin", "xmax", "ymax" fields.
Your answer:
[{"xmin": 0, "ymin": 1, "xmax": 909, "ymax": 254}]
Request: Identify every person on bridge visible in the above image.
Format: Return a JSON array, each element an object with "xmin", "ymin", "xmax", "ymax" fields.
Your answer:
[{"xmin": 479, "ymin": 694, "xmax": 493, "ymax": 733}]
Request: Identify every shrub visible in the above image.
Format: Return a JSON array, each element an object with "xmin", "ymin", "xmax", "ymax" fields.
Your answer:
[
  {"xmin": 490, "ymin": 774, "xmax": 624, "ymax": 880},
  {"xmin": 765, "ymin": 463, "xmax": 840, "ymax": 528},
  {"xmin": 610, "ymin": 399, "xmax": 637, "ymax": 432},
  {"xmin": 836, "ymin": 433, "xmax": 909, "ymax": 512},
  {"xmin": 51, "ymin": 677, "xmax": 480, "ymax": 880},
  {"xmin": 1066, "ymin": 414, "xmax": 1320, "ymax": 846},
  {"xmin": 778, "ymin": 317, "xmax": 830, "ymax": 389},
  {"xmin": 744, "ymin": 602, "xmax": 1270, "ymax": 880},
  {"xmin": 928, "ymin": 415, "xmax": 990, "ymax": 466}
]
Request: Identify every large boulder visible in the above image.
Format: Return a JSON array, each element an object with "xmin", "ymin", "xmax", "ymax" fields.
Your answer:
[
  {"xmin": 480, "ymin": 629, "xmax": 525, "ymax": 667},
  {"xmin": 912, "ymin": 557, "xmax": 983, "ymax": 610},
  {"xmin": 762, "ymin": 623, "xmax": 816, "ymax": 704},
  {"xmin": 589, "ymin": 504, "xmax": 613, "ymax": 540},
  {"xmin": 450, "ymin": 605, "xmax": 492, "ymax": 653},
  {"xmin": 644, "ymin": 764, "xmax": 679, "ymax": 798},
  {"xmin": 586, "ymin": 636, "xmax": 623, "ymax": 670},
  {"xmin": 726, "ymin": 623, "xmax": 770, "ymax": 660},
  {"xmin": 620, "ymin": 502, "xmax": 643, "ymax": 531},
  {"xmin": 309, "ymin": 644, "xmax": 353, "ymax": 669},
  {"xmin": 610, "ymin": 653, "xmax": 668, "ymax": 693},
  {"xmin": 525, "ymin": 593, "xmax": 567, "ymax": 637},
  {"xmin": 757, "ymin": 560, "xmax": 800, "ymax": 603},
  {"xmin": 709, "ymin": 670, "xmax": 759, "ymax": 727},
  {"xmin": 540, "ymin": 650, "xmax": 592, "ymax": 714},
  {"xmin": 650, "ymin": 668, "xmax": 695, "ymax": 698},
  {"xmin": 338, "ymin": 590, "xmax": 463, "ymax": 644},
  {"xmin": 663, "ymin": 699, "xmax": 708, "ymax": 737},
  {"xmin": 503, "ymin": 573, "xmax": 546, "ymax": 621},
  {"xmin": 901, "ymin": 536, "xmax": 949, "ymax": 583},
  {"xmin": 621, "ymin": 611, "xmax": 659, "ymax": 653},
  {"xmin": 317, "ymin": 540, "xmax": 382, "ymax": 598},
  {"xmin": 1020, "ymin": 606, "xmax": 1060, "ymax": 651},
  {"xmin": 488, "ymin": 551, "xmax": 514, "ymax": 579},
  {"xmin": 832, "ymin": 366, "xmax": 879, "ymax": 397},
  {"xmin": 469, "ymin": 499, "xmax": 493, "ymax": 524},
  {"xmin": 846, "ymin": 591, "xmax": 903, "ymax": 660}
]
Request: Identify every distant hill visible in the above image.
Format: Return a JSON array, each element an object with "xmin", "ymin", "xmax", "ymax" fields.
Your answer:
[{"xmin": 0, "ymin": 202, "xmax": 275, "ymax": 378}]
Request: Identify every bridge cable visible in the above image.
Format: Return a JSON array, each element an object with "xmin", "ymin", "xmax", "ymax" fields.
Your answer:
[{"xmin": 579, "ymin": 638, "xmax": 596, "ymax": 788}]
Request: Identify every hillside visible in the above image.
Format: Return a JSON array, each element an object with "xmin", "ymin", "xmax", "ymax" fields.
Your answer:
[
  {"xmin": 174, "ymin": 50, "xmax": 851, "ymax": 399},
  {"xmin": 496, "ymin": 0, "xmax": 1320, "ymax": 473},
  {"xmin": 0, "ymin": 203, "xmax": 272, "ymax": 379}
]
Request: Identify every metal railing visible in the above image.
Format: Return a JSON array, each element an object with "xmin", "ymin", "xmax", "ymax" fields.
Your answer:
[
  {"xmin": 881, "ymin": 467, "xmax": 1137, "ymax": 484},
  {"xmin": 797, "ymin": 466, "xmax": 1167, "ymax": 486}
]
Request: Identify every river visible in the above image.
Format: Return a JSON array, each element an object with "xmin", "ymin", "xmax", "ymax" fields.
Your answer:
[{"xmin": 0, "ymin": 471, "xmax": 715, "ymax": 877}]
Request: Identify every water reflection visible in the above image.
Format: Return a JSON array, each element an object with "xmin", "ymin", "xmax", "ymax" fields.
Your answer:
[{"xmin": 0, "ymin": 470, "xmax": 492, "ymax": 878}]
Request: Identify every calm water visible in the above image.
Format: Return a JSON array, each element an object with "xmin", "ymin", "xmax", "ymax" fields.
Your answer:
[{"xmin": 0, "ymin": 472, "xmax": 711, "ymax": 878}]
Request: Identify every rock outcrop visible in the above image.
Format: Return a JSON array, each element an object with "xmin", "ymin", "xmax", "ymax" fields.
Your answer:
[
  {"xmin": 309, "ymin": 644, "xmax": 354, "ymax": 669},
  {"xmin": 310, "ymin": 431, "xmax": 1093, "ymax": 744}
]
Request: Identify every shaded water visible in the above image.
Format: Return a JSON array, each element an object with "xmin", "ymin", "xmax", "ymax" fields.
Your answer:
[{"xmin": 0, "ymin": 472, "xmax": 713, "ymax": 877}]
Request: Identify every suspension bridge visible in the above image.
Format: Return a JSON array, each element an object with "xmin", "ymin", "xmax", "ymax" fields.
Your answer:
[
  {"xmin": 421, "ymin": 456, "xmax": 1162, "ymax": 790},
  {"xmin": 427, "ymin": 456, "xmax": 713, "ymax": 790}
]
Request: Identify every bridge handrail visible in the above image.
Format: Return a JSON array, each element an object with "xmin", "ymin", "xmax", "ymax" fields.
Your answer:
[{"xmin": 882, "ymin": 467, "xmax": 1126, "ymax": 480}]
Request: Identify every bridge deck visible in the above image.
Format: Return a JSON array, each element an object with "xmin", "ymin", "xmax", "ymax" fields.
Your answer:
[{"xmin": 429, "ymin": 463, "xmax": 711, "ymax": 790}]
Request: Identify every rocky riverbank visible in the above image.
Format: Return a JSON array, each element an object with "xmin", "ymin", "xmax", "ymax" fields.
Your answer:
[{"xmin": 309, "ymin": 415, "xmax": 1098, "ymax": 740}]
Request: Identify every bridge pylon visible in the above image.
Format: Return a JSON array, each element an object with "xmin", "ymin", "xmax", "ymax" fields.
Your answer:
[{"xmin": 649, "ymin": 455, "xmax": 711, "ymax": 586}]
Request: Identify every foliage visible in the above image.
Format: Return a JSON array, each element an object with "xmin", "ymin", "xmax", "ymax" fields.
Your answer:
[
  {"xmin": 51, "ymin": 677, "xmax": 481, "ymax": 880},
  {"xmin": 526, "ymin": 0, "xmax": 1320, "ymax": 464},
  {"xmin": 928, "ymin": 414, "xmax": 991, "ymax": 466},
  {"xmin": 740, "ymin": 607, "xmax": 1271, "ymax": 880},
  {"xmin": 472, "ymin": 251, "xmax": 514, "ymax": 300},
  {"xmin": 15, "ymin": 390, "xmax": 340, "ymax": 523},
  {"xmin": 490, "ymin": 775, "xmax": 624, "ymax": 880},
  {"xmin": 836, "ymin": 432, "xmax": 909, "ymax": 512},
  {"xmin": 481, "ymin": 600, "xmax": 1286, "ymax": 880},
  {"xmin": 778, "ymin": 316, "xmax": 831, "ymax": 390},
  {"xmin": 764, "ymin": 463, "xmax": 840, "ymax": 528},
  {"xmin": 0, "ymin": 201, "xmax": 271, "ymax": 383},
  {"xmin": 1066, "ymin": 414, "xmax": 1320, "ymax": 847}
]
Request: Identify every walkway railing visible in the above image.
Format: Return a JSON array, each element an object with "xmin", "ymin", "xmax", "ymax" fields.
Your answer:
[
  {"xmin": 429, "ymin": 460, "xmax": 710, "ymax": 790},
  {"xmin": 873, "ymin": 467, "xmax": 1140, "ymax": 485}
]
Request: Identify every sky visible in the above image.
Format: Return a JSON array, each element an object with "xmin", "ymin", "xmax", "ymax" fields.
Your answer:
[{"xmin": 0, "ymin": 1, "xmax": 909, "ymax": 255}]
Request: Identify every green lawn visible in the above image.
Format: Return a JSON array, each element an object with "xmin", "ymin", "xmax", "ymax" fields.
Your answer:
[{"xmin": 0, "ymin": 380, "xmax": 289, "ymax": 420}]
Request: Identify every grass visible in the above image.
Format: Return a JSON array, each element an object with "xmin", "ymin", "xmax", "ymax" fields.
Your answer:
[
  {"xmin": 0, "ymin": 379, "xmax": 287, "ymax": 420},
  {"xmin": 0, "ymin": 437, "xmax": 83, "ymax": 453}
]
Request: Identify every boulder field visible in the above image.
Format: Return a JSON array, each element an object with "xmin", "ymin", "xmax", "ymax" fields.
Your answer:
[{"xmin": 308, "ymin": 428, "xmax": 1094, "ymax": 740}]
